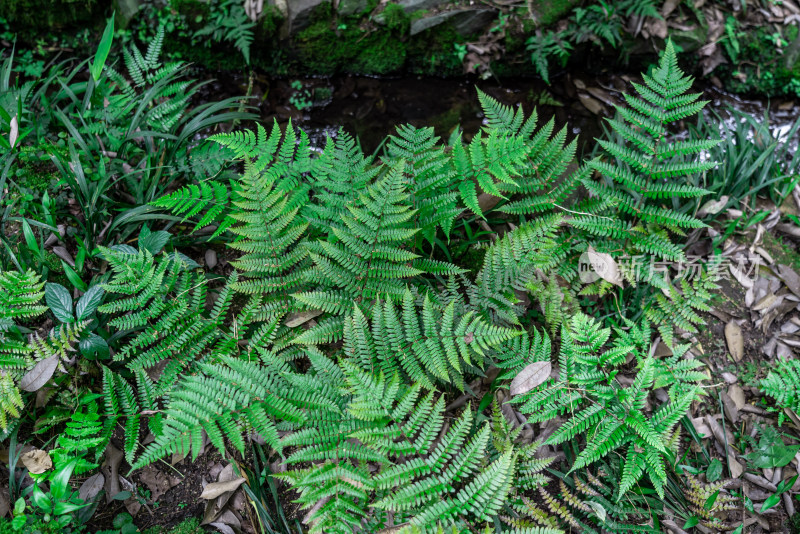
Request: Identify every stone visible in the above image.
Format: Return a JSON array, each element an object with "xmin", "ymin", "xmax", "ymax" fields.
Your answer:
[
  {"xmin": 528, "ymin": 0, "xmax": 581, "ymax": 26},
  {"xmin": 338, "ymin": 0, "xmax": 370, "ymax": 16},
  {"xmin": 113, "ymin": 0, "xmax": 141, "ymax": 28},
  {"xmin": 397, "ymin": 0, "xmax": 448, "ymax": 13},
  {"xmin": 410, "ymin": 8, "xmax": 496, "ymax": 36},
  {"xmin": 286, "ymin": 0, "xmax": 326, "ymax": 34}
]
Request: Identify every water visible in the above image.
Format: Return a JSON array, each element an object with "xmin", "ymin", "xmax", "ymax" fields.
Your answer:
[{"xmin": 199, "ymin": 69, "xmax": 800, "ymax": 155}]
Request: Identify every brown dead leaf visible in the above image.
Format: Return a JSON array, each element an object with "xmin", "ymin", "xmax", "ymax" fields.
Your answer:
[
  {"xmin": 778, "ymin": 265, "xmax": 800, "ymax": 299},
  {"xmin": 78, "ymin": 473, "xmax": 105, "ymax": 502},
  {"xmin": 578, "ymin": 93, "xmax": 604, "ymax": 115},
  {"xmin": 19, "ymin": 355, "xmax": 59, "ymax": 392},
  {"xmin": 510, "ymin": 361, "xmax": 551, "ymax": 396},
  {"xmin": 691, "ymin": 416, "xmax": 711, "ymax": 438},
  {"xmin": 728, "ymin": 453, "xmax": 744, "ymax": 478},
  {"xmin": 21, "ymin": 449, "xmax": 52, "ymax": 474},
  {"xmin": 724, "ymin": 321, "xmax": 744, "ymax": 362},
  {"xmin": 284, "ymin": 310, "xmax": 324, "ymax": 328},
  {"xmin": 720, "ymin": 390, "xmax": 739, "ymax": 424},
  {"xmin": 0, "ymin": 488, "xmax": 9, "ymax": 518},
  {"xmin": 104, "ymin": 444, "xmax": 123, "ymax": 503},
  {"xmin": 586, "ymin": 246, "xmax": 623, "ymax": 287},
  {"xmin": 140, "ymin": 466, "xmax": 178, "ymax": 502},
  {"xmin": 201, "ymin": 477, "xmax": 246, "ymax": 500},
  {"xmin": 728, "ymin": 385, "xmax": 745, "ymax": 410},
  {"xmin": 697, "ymin": 196, "xmax": 729, "ymax": 217}
]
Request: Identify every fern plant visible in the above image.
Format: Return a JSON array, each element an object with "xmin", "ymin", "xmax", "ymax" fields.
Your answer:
[
  {"xmin": 760, "ymin": 358, "xmax": 800, "ymax": 425},
  {"xmin": 511, "ymin": 313, "xmax": 705, "ymax": 500},
  {"xmin": 572, "ymin": 40, "xmax": 717, "ymax": 264},
  {"xmin": 503, "ymin": 463, "xmax": 662, "ymax": 533},
  {"xmin": 1, "ymin": 271, "xmax": 50, "ymax": 430}
]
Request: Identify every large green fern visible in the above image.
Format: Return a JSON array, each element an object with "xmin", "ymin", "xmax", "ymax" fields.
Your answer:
[{"xmin": 571, "ymin": 40, "xmax": 718, "ymax": 263}]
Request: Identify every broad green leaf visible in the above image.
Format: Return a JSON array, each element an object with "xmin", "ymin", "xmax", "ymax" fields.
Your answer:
[
  {"xmin": 745, "ymin": 444, "xmax": 800, "ymax": 468},
  {"xmin": 704, "ymin": 490, "xmax": 719, "ymax": 510},
  {"xmin": 90, "ymin": 13, "xmax": 115, "ymax": 82},
  {"xmin": 45, "ymin": 283, "xmax": 74, "ymax": 323},
  {"xmin": 761, "ymin": 493, "xmax": 781, "ymax": 512},
  {"xmin": 76, "ymin": 285, "xmax": 104, "ymax": 320},
  {"xmin": 80, "ymin": 333, "xmax": 110, "ymax": 360},
  {"xmin": 706, "ymin": 458, "xmax": 722, "ymax": 482},
  {"xmin": 683, "ymin": 517, "xmax": 699, "ymax": 529},
  {"xmin": 139, "ymin": 230, "xmax": 171, "ymax": 255}
]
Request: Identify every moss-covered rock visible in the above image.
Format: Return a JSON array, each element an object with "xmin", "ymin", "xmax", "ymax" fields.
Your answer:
[
  {"xmin": 528, "ymin": 0, "xmax": 580, "ymax": 26},
  {"xmin": 295, "ymin": 16, "xmax": 407, "ymax": 75},
  {"xmin": 406, "ymin": 22, "xmax": 464, "ymax": 76},
  {"xmin": 0, "ymin": 0, "xmax": 102, "ymax": 29}
]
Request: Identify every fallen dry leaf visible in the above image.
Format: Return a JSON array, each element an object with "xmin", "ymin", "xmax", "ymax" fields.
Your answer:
[
  {"xmin": 19, "ymin": 355, "xmax": 59, "ymax": 392},
  {"xmin": 200, "ymin": 477, "xmax": 246, "ymax": 500},
  {"xmin": 78, "ymin": 473, "xmax": 105, "ymax": 502},
  {"xmin": 140, "ymin": 466, "xmax": 179, "ymax": 502},
  {"xmin": 0, "ymin": 488, "xmax": 9, "ymax": 518},
  {"xmin": 21, "ymin": 449, "xmax": 52, "ymax": 474},
  {"xmin": 728, "ymin": 385, "xmax": 745, "ymax": 410},
  {"xmin": 9, "ymin": 116, "xmax": 18, "ymax": 149},
  {"xmin": 697, "ymin": 195, "xmax": 729, "ymax": 217},
  {"xmin": 691, "ymin": 416, "xmax": 711, "ymax": 438},
  {"xmin": 104, "ymin": 444, "xmax": 123, "ymax": 503},
  {"xmin": 284, "ymin": 310, "xmax": 324, "ymax": 328},
  {"xmin": 728, "ymin": 453, "xmax": 744, "ymax": 478},
  {"xmin": 729, "ymin": 264, "xmax": 754, "ymax": 289},
  {"xmin": 724, "ymin": 321, "xmax": 744, "ymax": 362},
  {"xmin": 586, "ymin": 246, "xmax": 623, "ymax": 287},
  {"xmin": 510, "ymin": 361, "xmax": 551, "ymax": 396},
  {"xmin": 720, "ymin": 390, "xmax": 739, "ymax": 424}
]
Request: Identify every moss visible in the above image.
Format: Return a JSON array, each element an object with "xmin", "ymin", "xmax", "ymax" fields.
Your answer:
[
  {"xmin": 0, "ymin": 0, "xmax": 99, "ymax": 29},
  {"xmin": 406, "ymin": 23, "xmax": 463, "ymax": 76},
  {"xmin": 351, "ymin": 32, "xmax": 406, "ymax": 73},
  {"xmin": 762, "ymin": 232, "xmax": 800, "ymax": 271},
  {"xmin": 528, "ymin": 0, "xmax": 579, "ymax": 26},
  {"xmin": 720, "ymin": 26, "xmax": 800, "ymax": 96},
  {"xmin": 382, "ymin": 2, "xmax": 410, "ymax": 33},
  {"xmin": 142, "ymin": 518, "xmax": 204, "ymax": 534},
  {"xmin": 295, "ymin": 16, "xmax": 408, "ymax": 75}
]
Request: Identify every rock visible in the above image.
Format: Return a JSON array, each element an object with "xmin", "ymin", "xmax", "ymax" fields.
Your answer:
[
  {"xmin": 397, "ymin": 0, "xmax": 448, "ymax": 13},
  {"xmin": 528, "ymin": 0, "xmax": 581, "ymax": 25},
  {"xmin": 0, "ymin": 0, "xmax": 100, "ymax": 29},
  {"xmin": 338, "ymin": 0, "xmax": 370, "ymax": 16},
  {"xmin": 287, "ymin": 0, "xmax": 325, "ymax": 34},
  {"xmin": 113, "ymin": 0, "xmax": 141, "ymax": 28},
  {"xmin": 410, "ymin": 8, "xmax": 496, "ymax": 36},
  {"xmin": 269, "ymin": 0, "xmax": 288, "ymax": 17}
]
